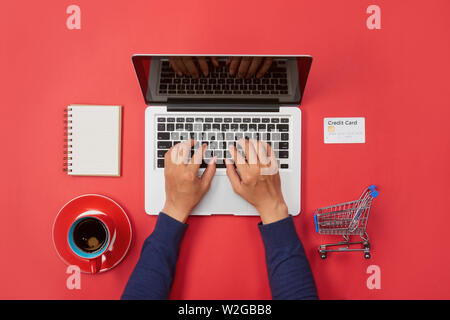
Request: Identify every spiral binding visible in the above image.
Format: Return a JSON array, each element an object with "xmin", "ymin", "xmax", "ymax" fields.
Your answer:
[{"xmin": 63, "ymin": 107, "xmax": 73, "ymax": 173}]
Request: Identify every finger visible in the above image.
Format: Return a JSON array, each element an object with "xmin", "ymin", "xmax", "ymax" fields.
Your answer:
[
  {"xmin": 169, "ymin": 58, "xmax": 183, "ymax": 76},
  {"xmin": 226, "ymin": 57, "xmax": 232, "ymax": 65},
  {"xmin": 251, "ymin": 139, "xmax": 270, "ymax": 166},
  {"xmin": 166, "ymin": 143, "xmax": 181, "ymax": 166},
  {"xmin": 201, "ymin": 156, "xmax": 217, "ymax": 190},
  {"xmin": 197, "ymin": 57, "xmax": 209, "ymax": 76},
  {"xmin": 229, "ymin": 57, "xmax": 242, "ymax": 76},
  {"xmin": 256, "ymin": 57, "xmax": 273, "ymax": 78},
  {"xmin": 210, "ymin": 57, "xmax": 219, "ymax": 68},
  {"xmin": 177, "ymin": 139, "xmax": 193, "ymax": 164},
  {"xmin": 173, "ymin": 57, "xmax": 189, "ymax": 75},
  {"xmin": 189, "ymin": 142, "xmax": 207, "ymax": 171},
  {"xmin": 238, "ymin": 138, "xmax": 258, "ymax": 166},
  {"xmin": 229, "ymin": 143, "xmax": 247, "ymax": 170},
  {"xmin": 225, "ymin": 158, "xmax": 242, "ymax": 192},
  {"xmin": 246, "ymin": 57, "xmax": 263, "ymax": 78},
  {"xmin": 237, "ymin": 57, "xmax": 252, "ymax": 78},
  {"xmin": 261, "ymin": 142, "xmax": 279, "ymax": 175},
  {"xmin": 182, "ymin": 57, "xmax": 199, "ymax": 78},
  {"xmin": 266, "ymin": 141, "xmax": 276, "ymax": 159}
]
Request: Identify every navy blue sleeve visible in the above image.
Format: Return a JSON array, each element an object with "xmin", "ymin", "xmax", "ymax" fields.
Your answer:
[
  {"xmin": 121, "ymin": 212, "xmax": 187, "ymax": 300},
  {"xmin": 258, "ymin": 216, "xmax": 318, "ymax": 300}
]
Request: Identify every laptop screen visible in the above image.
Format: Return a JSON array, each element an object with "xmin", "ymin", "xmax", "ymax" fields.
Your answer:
[{"xmin": 132, "ymin": 55, "xmax": 312, "ymax": 106}]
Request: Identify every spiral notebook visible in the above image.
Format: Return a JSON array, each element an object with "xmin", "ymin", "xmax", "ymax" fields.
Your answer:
[{"xmin": 64, "ymin": 105, "xmax": 122, "ymax": 176}]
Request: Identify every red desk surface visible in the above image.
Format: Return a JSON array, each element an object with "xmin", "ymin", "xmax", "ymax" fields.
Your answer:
[{"xmin": 1, "ymin": 0, "xmax": 449, "ymax": 299}]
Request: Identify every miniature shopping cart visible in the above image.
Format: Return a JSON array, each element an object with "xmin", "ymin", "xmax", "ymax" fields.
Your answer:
[{"xmin": 314, "ymin": 185, "xmax": 379, "ymax": 259}]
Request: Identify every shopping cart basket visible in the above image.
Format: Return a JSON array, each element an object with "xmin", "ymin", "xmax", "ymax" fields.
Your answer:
[{"xmin": 314, "ymin": 185, "xmax": 379, "ymax": 259}]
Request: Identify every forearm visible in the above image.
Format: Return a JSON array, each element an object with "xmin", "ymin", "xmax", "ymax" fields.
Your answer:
[
  {"xmin": 121, "ymin": 212, "xmax": 187, "ymax": 300},
  {"xmin": 259, "ymin": 216, "xmax": 318, "ymax": 300}
]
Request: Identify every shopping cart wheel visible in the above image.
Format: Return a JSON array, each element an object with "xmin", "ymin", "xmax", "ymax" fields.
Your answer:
[
  {"xmin": 320, "ymin": 253, "xmax": 327, "ymax": 260},
  {"xmin": 364, "ymin": 252, "xmax": 371, "ymax": 259}
]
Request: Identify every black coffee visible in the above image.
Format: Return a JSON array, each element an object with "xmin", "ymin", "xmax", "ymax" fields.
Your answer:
[{"xmin": 73, "ymin": 218, "xmax": 107, "ymax": 253}]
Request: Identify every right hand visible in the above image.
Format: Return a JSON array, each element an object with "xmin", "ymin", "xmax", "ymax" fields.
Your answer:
[
  {"xmin": 225, "ymin": 139, "xmax": 289, "ymax": 224},
  {"xmin": 169, "ymin": 56, "xmax": 219, "ymax": 78}
]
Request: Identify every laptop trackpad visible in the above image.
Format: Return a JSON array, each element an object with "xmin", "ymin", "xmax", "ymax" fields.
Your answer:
[{"xmin": 192, "ymin": 174, "xmax": 251, "ymax": 215}]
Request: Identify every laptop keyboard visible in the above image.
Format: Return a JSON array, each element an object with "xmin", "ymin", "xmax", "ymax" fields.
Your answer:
[
  {"xmin": 158, "ymin": 59, "xmax": 289, "ymax": 96},
  {"xmin": 156, "ymin": 115, "xmax": 290, "ymax": 169}
]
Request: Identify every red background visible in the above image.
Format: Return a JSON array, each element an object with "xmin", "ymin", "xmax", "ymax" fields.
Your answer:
[{"xmin": 1, "ymin": 0, "xmax": 449, "ymax": 299}]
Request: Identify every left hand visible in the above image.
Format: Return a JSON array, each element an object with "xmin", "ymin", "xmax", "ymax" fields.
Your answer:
[
  {"xmin": 162, "ymin": 140, "xmax": 217, "ymax": 223},
  {"xmin": 169, "ymin": 56, "xmax": 219, "ymax": 78}
]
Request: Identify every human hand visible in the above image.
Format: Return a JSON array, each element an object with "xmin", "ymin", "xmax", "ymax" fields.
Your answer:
[
  {"xmin": 225, "ymin": 139, "xmax": 289, "ymax": 224},
  {"xmin": 162, "ymin": 140, "xmax": 217, "ymax": 223},
  {"xmin": 227, "ymin": 57, "xmax": 273, "ymax": 79},
  {"xmin": 169, "ymin": 56, "xmax": 219, "ymax": 78}
]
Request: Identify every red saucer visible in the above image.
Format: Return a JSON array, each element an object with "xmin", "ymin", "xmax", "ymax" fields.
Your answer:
[{"xmin": 53, "ymin": 194, "xmax": 132, "ymax": 274}]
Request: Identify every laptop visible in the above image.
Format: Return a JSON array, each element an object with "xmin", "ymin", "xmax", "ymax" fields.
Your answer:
[{"xmin": 132, "ymin": 55, "xmax": 313, "ymax": 216}]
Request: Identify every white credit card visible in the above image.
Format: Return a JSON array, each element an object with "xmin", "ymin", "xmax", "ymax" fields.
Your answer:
[{"xmin": 324, "ymin": 117, "xmax": 365, "ymax": 144}]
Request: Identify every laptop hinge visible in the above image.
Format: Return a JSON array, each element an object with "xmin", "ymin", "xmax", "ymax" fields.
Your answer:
[{"xmin": 167, "ymin": 99, "xmax": 279, "ymax": 113}]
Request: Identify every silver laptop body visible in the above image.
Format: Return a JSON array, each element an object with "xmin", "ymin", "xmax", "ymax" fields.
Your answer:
[{"xmin": 132, "ymin": 54, "xmax": 313, "ymax": 216}]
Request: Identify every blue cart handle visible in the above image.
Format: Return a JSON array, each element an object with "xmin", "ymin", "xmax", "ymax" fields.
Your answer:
[{"xmin": 368, "ymin": 185, "xmax": 379, "ymax": 198}]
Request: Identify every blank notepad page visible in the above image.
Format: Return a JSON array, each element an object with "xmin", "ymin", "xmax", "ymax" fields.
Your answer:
[{"xmin": 67, "ymin": 105, "xmax": 122, "ymax": 176}]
